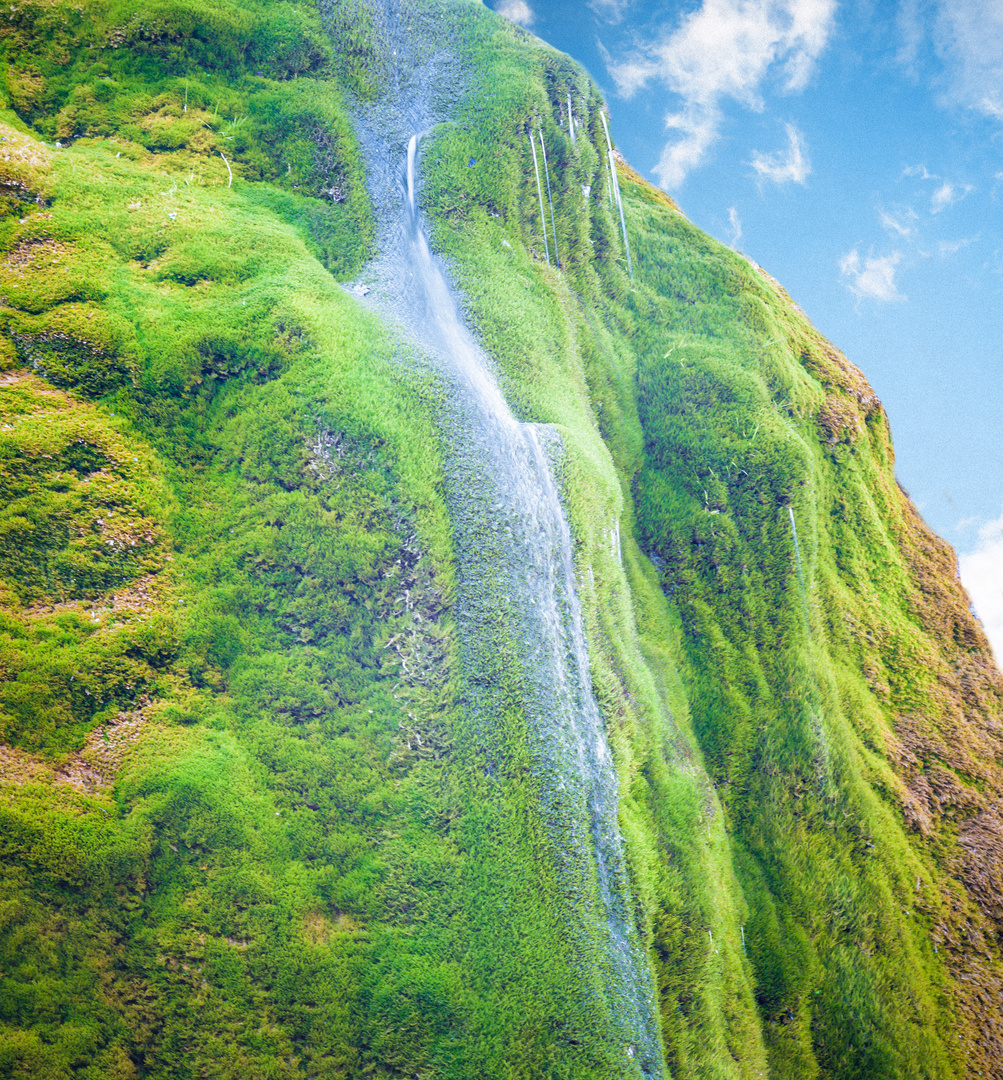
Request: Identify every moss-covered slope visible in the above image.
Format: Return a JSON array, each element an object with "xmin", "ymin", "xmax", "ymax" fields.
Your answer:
[{"xmin": 1, "ymin": 0, "xmax": 1002, "ymax": 1078}]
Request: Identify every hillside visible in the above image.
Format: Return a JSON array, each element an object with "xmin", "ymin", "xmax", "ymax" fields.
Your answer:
[{"xmin": 1, "ymin": 0, "xmax": 1002, "ymax": 1077}]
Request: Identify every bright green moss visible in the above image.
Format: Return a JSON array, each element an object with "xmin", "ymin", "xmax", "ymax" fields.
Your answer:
[
  {"xmin": 0, "ymin": 0, "xmax": 373, "ymax": 278},
  {"xmin": 0, "ymin": 1, "xmax": 1000, "ymax": 1078}
]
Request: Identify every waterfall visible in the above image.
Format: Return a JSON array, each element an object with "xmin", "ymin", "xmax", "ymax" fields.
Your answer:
[
  {"xmin": 354, "ymin": 108, "xmax": 666, "ymax": 1075},
  {"xmin": 401, "ymin": 133, "xmax": 662, "ymax": 1075}
]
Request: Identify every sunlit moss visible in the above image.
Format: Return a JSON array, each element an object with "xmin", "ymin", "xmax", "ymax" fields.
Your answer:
[{"xmin": 0, "ymin": 1, "xmax": 1001, "ymax": 1078}]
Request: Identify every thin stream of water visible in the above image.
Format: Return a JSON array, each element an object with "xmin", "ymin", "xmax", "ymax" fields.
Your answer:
[
  {"xmin": 398, "ymin": 129, "xmax": 663, "ymax": 1077},
  {"xmin": 788, "ymin": 505, "xmax": 810, "ymax": 633},
  {"xmin": 354, "ymin": 87, "xmax": 664, "ymax": 1072},
  {"xmin": 787, "ymin": 505, "xmax": 833, "ymax": 789}
]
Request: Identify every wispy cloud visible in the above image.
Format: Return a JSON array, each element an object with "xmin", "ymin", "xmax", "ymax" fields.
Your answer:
[
  {"xmin": 588, "ymin": 0, "xmax": 632, "ymax": 22},
  {"xmin": 930, "ymin": 180, "xmax": 973, "ymax": 212},
  {"xmin": 495, "ymin": 0, "xmax": 535, "ymax": 27},
  {"xmin": 728, "ymin": 205, "xmax": 743, "ymax": 244},
  {"xmin": 899, "ymin": 167, "xmax": 974, "ymax": 218},
  {"xmin": 896, "ymin": 0, "xmax": 928, "ymax": 74},
  {"xmin": 959, "ymin": 512, "xmax": 1003, "ymax": 661},
  {"xmin": 749, "ymin": 123, "xmax": 810, "ymax": 184},
  {"xmin": 605, "ymin": 0, "xmax": 836, "ymax": 189},
  {"xmin": 893, "ymin": 2, "xmax": 1003, "ymax": 120},
  {"xmin": 937, "ymin": 235, "xmax": 977, "ymax": 256},
  {"xmin": 933, "ymin": 0, "xmax": 1003, "ymax": 119},
  {"xmin": 879, "ymin": 206, "xmax": 918, "ymax": 237},
  {"xmin": 860, "ymin": 163, "xmax": 977, "ymax": 282},
  {"xmin": 840, "ymin": 249, "xmax": 906, "ymax": 302},
  {"xmin": 904, "ymin": 163, "xmax": 937, "ymax": 181}
]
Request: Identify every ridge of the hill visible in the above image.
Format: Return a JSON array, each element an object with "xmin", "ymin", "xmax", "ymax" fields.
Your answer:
[{"xmin": 0, "ymin": 0, "xmax": 1002, "ymax": 1077}]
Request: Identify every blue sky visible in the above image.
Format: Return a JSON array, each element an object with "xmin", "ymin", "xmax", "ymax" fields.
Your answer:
[{"xmin": 488, "ymin": 0, "xmax": 1003, "ymax": 656}]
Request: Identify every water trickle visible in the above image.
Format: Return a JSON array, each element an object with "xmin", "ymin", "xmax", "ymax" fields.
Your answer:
[
  {"xmin": 358, "ymin": 117, "xmax": 665, "ymax": 1076},
  {"xmin": 786, "ymin": 505, "xmax": 832, "ymax": 788},
  {"xmin": 529, "ymin": 131, "xmax": 551, "ymax": 267},
  {"xmin": 599, "ymin": 112, "xmax": 616, "ymax": 208},
  {"xmin": 599, "ymin": 111, "xmax": 633, "ymax": 277},
  {"xmin": 787, "ymin": 505, "xmax": 810, "ymax": 634},
  {"xmin": 538, "ymin": 129, "xmax": 561, "ymax": 268},
  {"xmin": 406, "ymin": 131, "xmax": 419, "ymax": 210}
]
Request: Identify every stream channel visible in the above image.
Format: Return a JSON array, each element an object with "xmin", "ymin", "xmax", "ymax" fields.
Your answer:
[{"xmin": 346, "ymin": 3, "xmax": 665, "ymax": 1073}]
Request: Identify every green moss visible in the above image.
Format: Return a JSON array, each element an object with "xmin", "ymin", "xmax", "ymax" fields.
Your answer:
[
  {"xmin": 0, "ymin": 0, "xmax": 373, "ymax": 278},
  {"xmin": 0, "ymin": 1, "xmax": 1000, "ymax": 1078},
  {"xmin": 409, "ymin": 7, "xmax": 1000, "ymax": 1077}
]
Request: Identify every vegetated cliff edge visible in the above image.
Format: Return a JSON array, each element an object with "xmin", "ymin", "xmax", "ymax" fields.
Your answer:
[{"xmin": 1, "ymin": 0, "xmax": 1002, "ymax": 1077}]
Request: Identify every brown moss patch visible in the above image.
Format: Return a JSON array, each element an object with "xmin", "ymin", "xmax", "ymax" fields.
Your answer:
[
  {"xmin": 959, "ymin": 810, "xmax": 1003, "ymax": 923},
  {"xmin": 897, "ymin": 497, "xmax": 1001, "ymax": 657},
  {"xmin": 0, "ymin": 120, "xmax": 51, "ymax": 175},
  {"xmin": 302, "ymin": 909, "xmax": 359, "ymax": 946},
  {"xmin": 614, "ymin": 154, "xmax": 682, "ymax": 214},
  {"xmin": 26, "ymin": 573, "xmax": 165, "ymax": 625},
  {"xmin": 0, "ymin": 120, "xmax": 52, "ymax": 214},
  {"xmin": 3, "ymin": 236, "xmax": 67, "ymax": 273},
  {"xmin": 803, "ymin": 341, "xmax": 881, "ymax": 411},
  {"xmin": 53, "ymin": 703, "xmax": 147, "ymax": 791},
  {"xmin": 0, "ymin": 702, "xmax": 147, "ymax": 791},
  {"xmin": 816, "ymin": 393, "xmax": 864, "ymax": 445},
  {"xmin": 872, "ymin": 480, "xmax": 1003, "ymax": 1074}
]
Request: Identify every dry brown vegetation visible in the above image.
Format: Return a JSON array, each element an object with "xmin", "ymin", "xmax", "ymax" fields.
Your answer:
[{"xmin": 880, "ymin": 494, "xmax": 1003, "ymax": 1076}]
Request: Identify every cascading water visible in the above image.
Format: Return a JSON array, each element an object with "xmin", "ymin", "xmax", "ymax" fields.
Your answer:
[
  {"xmin": 347, "ymin": 14, "xmax": 665, "ymax": 1071},
  {"xmin": 409, "ymin": 128, "xmax": 662, "ymax": 1077}
]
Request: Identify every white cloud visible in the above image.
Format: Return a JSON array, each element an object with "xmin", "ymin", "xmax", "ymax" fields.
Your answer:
[
  {"xmin": 933, "ymin": 0, "xmax": 1003, "ymax": 119},
  {"xmin": 879, "ymin": 207, "xmax": 918, "ymax": 237},
  {"xmin": 959, "ymin": 513, "xmax": 1003, "ymax": 662},
  {"xmin": 937, "ymin": 235, "xmax": 977, "ymax": 256},
  {"xmin": 749, "ymin": 122, "xmax": 810, "ymax": 184},
  {"xmin": 654, "ymin": 110, "xmax": 719, "ymax": 190},
  {"xmin": 495, "ymin": 0, "xmax": 535, "ymax": 26},
  {"xmin": 588, "ymin": 0, "xmax": 632, "ymax": 21},
  {"xmin": 904, "ymin": 164, "xmax": 937, "ymax": 181},
  {"xmin": 728, "ymin": 205, "xmax": 743, "ymax": 244},
  {"xmin": 840, "ymin": 249, "xmax": 906, "ymax": 302},
  {"xmin": 898, "ymin": 168, "xmax": 973, "ymax": 219},
  {"xmin": 930, "ymin": 179, "xmax": 973, "ymax": 212},
  {"xmin": 606, "ymin": 0, "xmax": 837, "ymax": 189}
]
